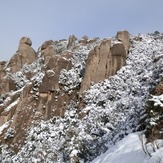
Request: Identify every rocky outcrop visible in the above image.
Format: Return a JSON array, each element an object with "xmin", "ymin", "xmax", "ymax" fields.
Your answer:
[
  {"xmin": 78, "ymin": 35, "xmax": 98, "ymax": 45},
  {"xmin": 79, "ymin": 35, "xmax": 89, "ymax": 44},
  {"xmin": 40, "ymin": 40, "xmax": 56, "ymax": 64},
  {"xmin": 0, "ymin": 31, "xmax": 131, "ymax": 153},
  {"xmin": 0, "ymin": 37, "xmax": 36, "ymax": 94},
  {"xmin": 38, "ymin": 52, "xmax": 74, "ymax": 118},
  {"xmin": 67, "ymin": 35, "xmax": 77, "ymax": 49},
  {"xmin": 79, "ymin": 31, "xmax": 130, "ymax": 94},
  {"xmin": 0, "ymin": 82, "xmax": 40, "ymax": 151},
  {"xmin": 6, "ymin": 37, "xmax": 37, "ymax": 73},
  {"xmin": 116, "ymin": 30, "xmax": 130, "ymax": 53},
  {"xmin": 39, "ymin": 54, "xmax": 72, "ymax": 93}
]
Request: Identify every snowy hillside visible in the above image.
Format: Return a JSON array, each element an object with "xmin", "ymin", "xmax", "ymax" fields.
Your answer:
[
  {"xmin": 91, "ymin": 132, "xmax": 163, "ymax": 163},
  {"xmin": 0, "ymin": 32, "xmax": 163, "ymax": 162}
]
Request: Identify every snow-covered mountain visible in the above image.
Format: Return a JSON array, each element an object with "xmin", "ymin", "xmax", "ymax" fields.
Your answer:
[{"xmin": 0, "ymin": 31, "xmax": 163, "ymax": 162}]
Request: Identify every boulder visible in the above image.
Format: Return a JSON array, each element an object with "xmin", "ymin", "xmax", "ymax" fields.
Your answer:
[
  {"xmin": 6, "ymin": 37, "xmax": 37, "ymax": 73},
  {"xmin": 19, "ymin": 37, "xmax": 32, "ymax": 46}
]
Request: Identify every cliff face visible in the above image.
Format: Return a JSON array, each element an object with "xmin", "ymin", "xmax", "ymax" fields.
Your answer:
[
  {"xmin": 79, "ymin": 41, "xmax": 126, "ymax": 94},
  {"xmin": 0, "ymin": 31, "xmax": 130, "ymax": 152},
  {"xmin": 1, "ymin": 31, "xmax": 163, "ymax": 162},
  {"xmin": 80, "ymin": 31, "xmax": 130, "ymax": 94}
]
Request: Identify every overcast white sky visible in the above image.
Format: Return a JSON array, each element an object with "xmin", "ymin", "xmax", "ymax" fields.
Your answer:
[{"xmin": 0, "ymin": 0, "xmax": 163, "ymax": 61}]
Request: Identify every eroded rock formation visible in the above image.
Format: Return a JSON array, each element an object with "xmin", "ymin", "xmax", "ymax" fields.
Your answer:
[
  {"xmin": 40, "ymin": 40, "xmax": 56, "ymax": 64},
  {"xmin": 67, "ymin": 35, "xmax": 77, "ymax": 49},
  {"xmin": 6, "ymin": 37, "xmax": 37, "ymax": 73},
  {"xmin": 116, "ymin": 30, "xmax": 130, "ymax": 52},
  {"xmin": 0, "ymin": 31, "xmax": 130, "ymax": 152},
  {"xmin": 79, "ymin": 31, "xmax": 130, "ymax": 94}
]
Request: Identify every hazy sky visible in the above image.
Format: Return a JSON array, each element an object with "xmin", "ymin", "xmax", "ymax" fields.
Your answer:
[{"xmin": 0, "ymin": 0, "xmax": 163, "ymax": 61}]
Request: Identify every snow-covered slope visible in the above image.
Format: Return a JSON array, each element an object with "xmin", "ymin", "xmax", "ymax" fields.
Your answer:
[
  {"xmin": 0, "ymin": 32, "xmax": 163, "ymax": 162},
  {"xmin": 91, "ymin": 132, "xmax": 163, "ymax": 163}
]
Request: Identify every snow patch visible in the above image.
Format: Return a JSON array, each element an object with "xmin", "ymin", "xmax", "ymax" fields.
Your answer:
[
  {"xmin": 91, "ymin": 132, "xmax": 163, "ymax": 163},
  {"xmin": 0, "ymin": 121, "xmax": 11, "ymax": 135}
]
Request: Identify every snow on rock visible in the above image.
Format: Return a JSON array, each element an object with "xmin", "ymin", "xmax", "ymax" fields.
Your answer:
[
  {"xmin": 3, "ymin": 98, "xmax": 19, "ymax": 113},
  {"xmin": 149, "ymin": 94, "xmax": 163, "ymax": 107},
  {"xmin": 7, "ymin": 57, "xmax": 44, "ymax": 89},
  {"xmin": 1, "ymin": 32, "xmax": 163, "ymax": 162},
  {"xmin": 0, "ymin": 121, "xmax": 11, "ymax": 135},
  {"xmin": 53, "ymin": 40, "xmax": 68, "ymax": 54},
  {"xmin": 58, "ymin": 42, "xmax": 99, "ymax": 92},
  {"xmin": 59, "ymin": 68, "xmax": 82, "ymax": 91}
]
